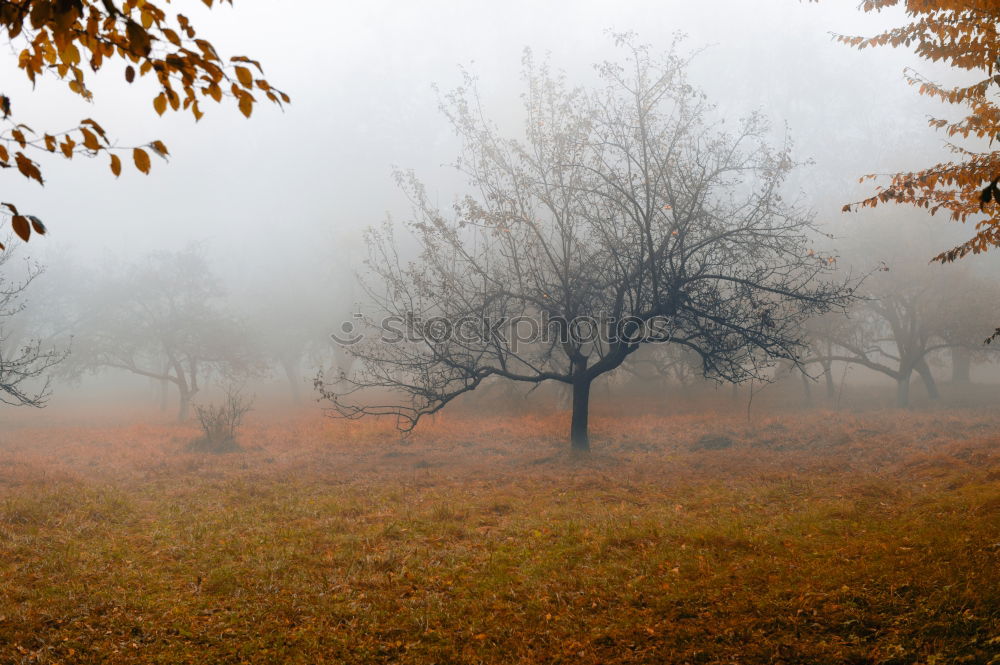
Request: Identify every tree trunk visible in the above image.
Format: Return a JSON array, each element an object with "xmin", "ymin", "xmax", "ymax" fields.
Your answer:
[
  {"xmin": 916, "ymin": 359, "xmax": 940, "ymax": 400},
  {"xmin": 178, "ymin": 385, "xmax": 191, "ymax": 421},
  {"xmin": 951, "ymin": 347, "xmax": 972, "ymax": 384},
  {"xmin": 799, "ymin": 369, "xmax": 812, "ymax": 406},
  {"xmin": 821, "ymin": 359, "xmax": 835, "ymax": 400},
  {"xmin": 157, "ymin": 359, "xmax": 171, "ymax": 411},
  {"xmin": 570, "ymin": 378, "xmax": 592, "ymax": 453},
  {"xmin": 896, "ymin": 369, "xmax": 912, "ymax": 408},
  {"xmin": 174, "ymin": 370, "xmax": 192, "ymax": 422},
  {"xmin": 281, "ymin": 356, "xmax": 302, "ymax": 404}
]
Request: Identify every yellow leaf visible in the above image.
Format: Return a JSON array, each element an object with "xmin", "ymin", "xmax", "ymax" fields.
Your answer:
[
  {"xmin": 238, "ymin": 93, "xmax": 253, "ymax": 118},
  {"xmin": 235, "ymin": 65, "xmax": 253, "ymax": 89},
  {"xmin": 80, "ymin": 128, "xmax": 101, "ymax": 151},
  {"xmin": 110, "ymin": 153, "xmax": 122, "ymax": 177},
  {"xmin": 153, "ymin": 93, "xmax": 167, "ymax": 116},
  {"xmin": 162, "ymin": 28, "xmax": 181, "ymax": 47},
  {"xmin": 60, "ymin": 43, "xmax": 81, "ymax": 66}
]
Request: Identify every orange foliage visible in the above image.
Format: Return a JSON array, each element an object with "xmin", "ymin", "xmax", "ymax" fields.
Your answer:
[
  {"xmin": 0, "ymin": 0, "xmax": 287, "ymax": 244},
  {"xmin": 836, "ymin": 1, "xmax": 1000, "ymax": 263}
]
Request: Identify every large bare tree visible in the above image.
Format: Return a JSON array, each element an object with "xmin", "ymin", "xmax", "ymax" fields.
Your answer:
[{"xmin": 318, "ymin": 38, "xmax": 853, "ymax": 451}]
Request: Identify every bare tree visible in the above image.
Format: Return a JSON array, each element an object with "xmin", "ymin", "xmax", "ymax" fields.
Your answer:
[
  {"xmin": 64, "ymin": 248, "xmax": 257, "ymax": 420},
  {"xmin": 811, "ymin": 261, "xmax": 994, "ymax": 407},
  {"xmin": 318, "ymin": 38, "xmax": 853, "ymax": 451},
  {"xmin": 0, "ymin": 245, "xmax": 62, "ymax": 407},
  {"xmin": 936, "ymin": 271, "xmax": 1000, "ymax": 385}
]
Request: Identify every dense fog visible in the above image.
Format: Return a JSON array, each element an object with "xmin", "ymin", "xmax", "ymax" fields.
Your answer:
[
  {"xmin": 2, "ymin": 0, "xmax": 998, "ymax": 423},
  {"xmin": 4, "ymin": 4, "xmax": 1000, "ymax": 663}
]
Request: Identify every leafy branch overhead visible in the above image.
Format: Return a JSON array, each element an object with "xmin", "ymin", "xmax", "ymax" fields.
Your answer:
[
  {"xmin": 0, "ymin": 0, "xmax": 289, "ymax": 241},
  {"xmin": 831, "ymin": 0, "xmax": 1000, "ymax": 263}
]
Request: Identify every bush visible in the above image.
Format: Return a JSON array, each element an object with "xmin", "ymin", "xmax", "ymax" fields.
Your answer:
[{"xmin": 190, "ymin": 387, "xmax": 253, "ymax": 454}]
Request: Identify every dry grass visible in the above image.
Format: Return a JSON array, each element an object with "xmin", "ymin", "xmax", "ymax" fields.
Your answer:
[{"xmin": 0, "ymin": 407, "xmax": 997, "ymax": 664}]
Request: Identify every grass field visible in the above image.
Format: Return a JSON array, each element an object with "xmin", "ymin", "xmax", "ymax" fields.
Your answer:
[{"xmin": 1, "ymin": 407, "xmax": 998, "ymax": 664}]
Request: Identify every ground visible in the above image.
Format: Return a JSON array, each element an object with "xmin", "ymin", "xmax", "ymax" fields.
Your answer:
[{"xmin": 0, "ymin": 406, "xmax": 998, "ymax": 664}]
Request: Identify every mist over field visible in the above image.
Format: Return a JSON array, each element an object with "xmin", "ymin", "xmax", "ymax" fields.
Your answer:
[{"xmin": 0, "ymin": 2, "xmax": 998, "ymax": 663}]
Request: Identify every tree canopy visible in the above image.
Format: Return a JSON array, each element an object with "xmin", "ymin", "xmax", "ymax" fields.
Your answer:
[
  {"xmin": 835, "ymin": 1, "xmax": 1000, "ymax": 266},
  {"xmin": 318, "ymin": 38, "xmax": 854, "ymax": 451},
  {"xmin": 59, "ymin": 246, "xmax": 257, "ymax": 420},
  {"xmin": 0, "ymin": 0, "xmax": 287, "ymax": 246}
]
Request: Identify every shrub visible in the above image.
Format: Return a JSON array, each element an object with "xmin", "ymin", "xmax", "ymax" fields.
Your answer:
[{"xmin": 190, "ymin": 387, "xmax": 253, "ymax": 454}]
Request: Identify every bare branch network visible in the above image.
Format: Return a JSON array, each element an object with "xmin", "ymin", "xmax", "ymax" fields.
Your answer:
[
  {"xmin": 317, "ymin": 35, "xmax": 856, "ymax": 451},
  {"xmin": 0, "ymin": 244, "xmax": 64, "ymax": 407}
]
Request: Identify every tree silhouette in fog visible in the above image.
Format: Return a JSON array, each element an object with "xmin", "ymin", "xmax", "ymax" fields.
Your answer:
[
  {"xmin": 64, "ymin": 247, "xmax": 256, "ymax": 420},
  {"xmin": 318, "ymin": 37, "xmax": 854, "ymax": 451},
  {"xmin": 806, "ymin": 257, "xmax": 1000, "ymax": 407}
]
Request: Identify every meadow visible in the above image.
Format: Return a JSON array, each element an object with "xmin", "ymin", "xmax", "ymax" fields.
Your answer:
[{"xmin": 0, "ymin": 403, "xmax": 998, "ymax": 664}]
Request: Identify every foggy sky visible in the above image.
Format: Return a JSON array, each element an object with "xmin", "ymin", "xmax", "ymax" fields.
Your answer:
[{"xmin": 0, "ymin": 1, "xmax": 968, "ymax": 270}]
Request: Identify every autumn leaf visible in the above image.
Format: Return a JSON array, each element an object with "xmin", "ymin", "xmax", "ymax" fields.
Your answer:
[
  {"xmin": 235, "ymin": 65, "xmax": 253, "ymax": 89},
  {"xmin": 0, "ymin": 0, "xmax": 288, "ymax": 243},
  {"xmin": 27, "ymin": 215, "xmax": 47, "ymax": 235},
  {"xmin": 10, "ymin": 215, "xmax": 30, "ymax": 241},
  {"xmin": 133, "ymin": 147, "xmax": 151, "ymax": 174},
  {"xmin": 80, "ymin": 128, "xmax": 101, "ymax": 152},
  {"xmin": 14, "ymin": 153, "xmax": 43, "ymax": 184},
  {"xmin": 238, "ymin": 93, "xmax": 254, "ymax": 119},
  {"xmin": 149, "ymin": 140, "xmax": 170, "ymax": 158}
]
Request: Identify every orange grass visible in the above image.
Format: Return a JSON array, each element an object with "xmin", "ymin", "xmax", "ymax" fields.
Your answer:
[{"xmin": 0, "ymin": 407, "xmax": 998, "ymax": 664}]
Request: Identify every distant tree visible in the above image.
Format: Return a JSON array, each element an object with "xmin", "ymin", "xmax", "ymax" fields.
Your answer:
[
  {"xmin": 800, "ymin": 310, "xmax": 858, "ymax": 401},
  {"xmin": 813, "ymin": 258, "xmax": 1000, "ymax": 406},
  {"xmin": 64, "ymin": 247, "xmax": 256, "ymax": 420},
  {"xmin": 0, "ymin": 243, "xmax": 62, "ymax": 406},
  {"xmin": 0, "ymin": 0, "xmax": 287, "ymax": 244},
  {"xmin": 317, "ymin": 38, "xmax": 854, "ymax": 451},
  {"xmin": 621, "ymin": 344, "xmax": 703, "ymax": 389},
  {"xmin": 935, "ymin": 271, "xmax": 1000, "ymax": 383},
  {"xmin": 821, "ymin": 280, "xmax": 945, "ymax": 408},
  {"xmin": 834, "ymin": 3, "xmax": 1000, "ymax": 275}
]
